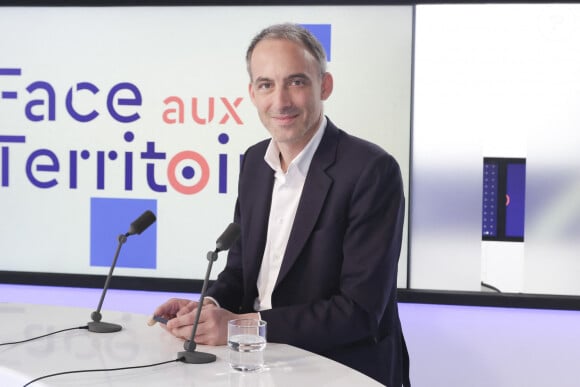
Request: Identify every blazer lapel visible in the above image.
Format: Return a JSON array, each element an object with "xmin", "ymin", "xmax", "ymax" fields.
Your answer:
[{"xmin": 275, "ymin": 122, "xmax": 338, "ymax": 288}]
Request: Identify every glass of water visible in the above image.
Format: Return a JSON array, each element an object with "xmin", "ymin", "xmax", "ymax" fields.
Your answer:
[{"xmin": 227, "ymin": 318, "xmax": 267, "ymax": 372}]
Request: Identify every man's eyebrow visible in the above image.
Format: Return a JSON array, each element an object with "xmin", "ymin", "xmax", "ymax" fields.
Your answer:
[
  {"xmin": 287, "ymin": 73, "xmax": 310, "ymax": 80},
  {"xmin": 254, "ymin": 76, "xmax": 272, "ymax": 83},
  {"xmin": 253, "ymin": 73, "xmax": 311, "ymax": 84}
]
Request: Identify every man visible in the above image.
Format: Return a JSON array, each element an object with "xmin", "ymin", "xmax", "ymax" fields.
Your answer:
[{"xmin": 154, "ymin": 23, "xmax": 410, "ymax": 386}]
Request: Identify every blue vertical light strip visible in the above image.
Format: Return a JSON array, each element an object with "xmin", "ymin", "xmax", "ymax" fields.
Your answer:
[
  {"xmin": 482, "ymin": 161, "xmax": 499, "ymax": 238},
  {"xmin": 505, "ymin": 163, "xmax": 526, "ymax": 239}
]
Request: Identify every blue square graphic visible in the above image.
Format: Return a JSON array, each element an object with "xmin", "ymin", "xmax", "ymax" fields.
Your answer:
[
  {"xmin": 90, "ymin": 198, "xmax": 157, "ymax": 269},
  {"xmin": 301, "ymin": 24, "xmax": 332, "ymax": 62}
]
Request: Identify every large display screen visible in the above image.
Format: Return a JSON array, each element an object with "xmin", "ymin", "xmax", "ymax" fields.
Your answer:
[
  {"xmin": 4, "ymin": 3, "xmax": 580, "ymax": 302},
  {"xmin": 0, "ymin": 5, "xmax": 413, "ymax": 287}
]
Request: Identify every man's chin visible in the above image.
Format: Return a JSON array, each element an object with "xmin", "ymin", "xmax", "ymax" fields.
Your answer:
[{"xmin": 269, "ymin": 126, "xmax": 296, "ymax": 140}]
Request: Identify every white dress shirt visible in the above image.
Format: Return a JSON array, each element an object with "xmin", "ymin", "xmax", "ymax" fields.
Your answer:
[{"xmin": 254, "ymin": 117, "xmax": 327, "ymax": 311}]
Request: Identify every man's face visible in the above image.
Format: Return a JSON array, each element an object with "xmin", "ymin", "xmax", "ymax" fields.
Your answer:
[{"xmin": 248, "ymin": 38, "xmax": 332, "ymax": 150}]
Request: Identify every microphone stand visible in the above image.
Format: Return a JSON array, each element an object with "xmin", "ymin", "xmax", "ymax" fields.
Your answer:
[
  {"xmin": 178, "ymin": 249, "xmax": 219, "ymax": 364},
  {"xmin": 87, "ymin": 233, "xmax": 128, "ymax": 333}
]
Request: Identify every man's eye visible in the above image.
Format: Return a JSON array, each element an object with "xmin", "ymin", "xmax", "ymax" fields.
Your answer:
[
  {"xmin": 290, "ymin": 79, "xmax": 305, "ymax": 86},
  {"xmin": 257, "ymin": 82, "xmax": 272, "ymax": 90}
]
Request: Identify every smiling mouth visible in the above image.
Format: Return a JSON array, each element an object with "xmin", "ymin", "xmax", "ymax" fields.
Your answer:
[{"xmin": 273, "ymin": 114, "xmax": 298, "ymax": 124}]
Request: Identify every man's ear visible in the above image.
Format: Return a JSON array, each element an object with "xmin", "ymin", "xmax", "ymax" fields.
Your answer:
[
  {"xmin": 248, "ymin": 82, "xmax": 257, "ymax": 106},
  {"xmin": 321, "ymin": 72, "xmax": 334, "ymax": 100}
]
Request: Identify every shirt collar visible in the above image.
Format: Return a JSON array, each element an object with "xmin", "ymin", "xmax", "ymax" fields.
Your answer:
[{"xmin": 264, "ymin": 116, "xmax": 327, "ymax": 176}]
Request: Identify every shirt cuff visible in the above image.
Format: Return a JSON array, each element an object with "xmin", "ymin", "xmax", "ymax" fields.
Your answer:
[{"xmin": 204, "ymin": 296, "xmax": 220, "ymax": 308}]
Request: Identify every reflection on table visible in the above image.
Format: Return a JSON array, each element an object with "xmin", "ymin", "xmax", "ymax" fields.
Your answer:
[{"xmin": 0, "ymin": 303, "xmax": 383, "ymax": 387}]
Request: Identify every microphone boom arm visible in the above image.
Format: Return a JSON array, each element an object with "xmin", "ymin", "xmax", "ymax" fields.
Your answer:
[
  {"xmin": 178, "ymin": 249, "xmax": 219, "ymax": 363},
  {"xmin": 88, "ymin": 233, "xmax": 128, "ymax": 333},
  {"xmin": 178, "ymin": 222, "xmax": 240, "ymax": 364},
  {"xmin": 86, "ymin": 210, "xmax": 156, "ymax": 334}
]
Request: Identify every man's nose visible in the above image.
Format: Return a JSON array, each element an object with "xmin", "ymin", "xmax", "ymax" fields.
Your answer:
[{"xmin": 272, "ymin": 86, "xmax": 292, "ymax": 108}]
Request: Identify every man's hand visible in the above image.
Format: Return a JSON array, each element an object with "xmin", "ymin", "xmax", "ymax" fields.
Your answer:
[
  {"xmin": 151, "ymin": 297, "xmax": 207, "ymax": 337},
  {"xmin": 152, "ymin": 297, "xmax": 258, "ymax": 345}
]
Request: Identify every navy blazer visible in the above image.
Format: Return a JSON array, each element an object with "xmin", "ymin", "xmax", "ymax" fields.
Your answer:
[{"xmin": 207, "ymin": 118, "xmax": 410, "ymax": 386}]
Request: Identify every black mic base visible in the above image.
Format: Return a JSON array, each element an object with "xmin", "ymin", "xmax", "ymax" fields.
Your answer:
[
  {"xmin": 87, "ymin": 321, "xmax": 122, "ymax": 333},
  {"xmin": 178, "ymin": 350, "xmax": 217, "ymax": 364}
]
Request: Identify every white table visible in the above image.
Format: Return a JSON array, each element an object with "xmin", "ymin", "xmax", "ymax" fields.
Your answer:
[{"xmin": 0, "ymin": 303, "xmax": 383, "ymax": 387}]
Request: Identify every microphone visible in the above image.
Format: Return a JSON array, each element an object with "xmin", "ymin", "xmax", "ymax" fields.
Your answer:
[
  {"xmin": 178, "ymin": 222, "xmax": 241, "ymax": 364},
  {"xmin": 128, "ymin": 210, "xmax": 157, "ymax": 236},
  {"xmin": 88, "ymin": 210, "xmax": 156, "ymax": 333}
]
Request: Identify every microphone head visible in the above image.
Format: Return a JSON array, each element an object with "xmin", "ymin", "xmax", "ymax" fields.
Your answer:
[
  {"xmin": 128, "ymin": 210, "xmax": 156, "ymax": 236},
  {"xmin": 215, "ymin": 223, "xmax": 241, "ymax": 252}
]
